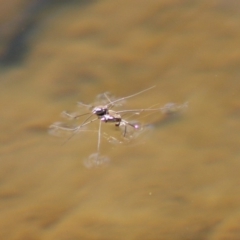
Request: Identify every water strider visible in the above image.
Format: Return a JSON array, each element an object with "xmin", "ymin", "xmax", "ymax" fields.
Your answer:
[{"xmin": 49, "ymin": 86, "xmax": 187, "ymax": 168}]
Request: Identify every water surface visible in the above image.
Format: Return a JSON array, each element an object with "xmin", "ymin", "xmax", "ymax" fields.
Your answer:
[{"xmin": 1, "ymin": 0, "xmax": 240, "ymax": 239}]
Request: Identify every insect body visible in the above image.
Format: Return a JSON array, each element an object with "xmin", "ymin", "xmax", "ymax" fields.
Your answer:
[
  {"xmin": 92, "ymin": 106, "xmax": 120, "ymax": 124},
  {"xmin": 93, "ymin": 105, "xmax": 134, "ymax": 132},
  {"xmin": 99, "ymin": 110, "xmax": 121, "ymax": 125},
  {"xmin": 49, "ymin": 85, "xmax": 187, "ymax": 168}
]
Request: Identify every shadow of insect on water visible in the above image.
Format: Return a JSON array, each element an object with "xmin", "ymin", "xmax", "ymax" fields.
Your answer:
[{"xmin": 49, "ymin": 86, "xmax": 187, "ymax": 168}]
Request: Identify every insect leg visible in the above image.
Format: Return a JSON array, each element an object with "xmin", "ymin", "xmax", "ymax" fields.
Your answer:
[
  {"xmin": 61, "ymin": 116, "xmax": 98, "ymax": 144},
  {"xmin": 119, "ymin": 119, "xmax": 140, "ymax": 138},
  {"xmin": 106, "ymin": 85, "xmax": 156, "ymax": 108},
  {"xmin": 77, "ymin": 101, "xmax": 93, "ymax": 110},
  {"xmin": 97, "ymin": 119, "xmax": 102, "ymax": 154},
  {"xmin": 62, "ymin": 111, "xmax": 91, "ymax": 120}
]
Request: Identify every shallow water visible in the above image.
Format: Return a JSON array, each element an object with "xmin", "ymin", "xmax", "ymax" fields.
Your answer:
[{"xmin": 1, "ymin": 0, "xmax": 240, "ymax": 239}]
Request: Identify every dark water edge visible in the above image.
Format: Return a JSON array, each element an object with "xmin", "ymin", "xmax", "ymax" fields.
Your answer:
[{"xmin": 0, "ymin": 0, "xmax": 95, "ymax": 66}]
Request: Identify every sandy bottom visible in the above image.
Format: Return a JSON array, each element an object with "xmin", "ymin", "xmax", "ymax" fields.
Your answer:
[{"xmin": 1, "ymin": 0, "xmax": 240, "ymax": 239}]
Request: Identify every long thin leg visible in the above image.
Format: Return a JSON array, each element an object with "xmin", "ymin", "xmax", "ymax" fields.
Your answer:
[
  {"xmin": 97, "ymin": 120, "xmax": 102, "ymax": 155},
  {"xmin": 117, "ymin": 102, "xmax": 188, "ymax": 115},
  {"xmin": 124, "ymin": 123, "xmax": 128, "ymax": 137},
  {"xmin": 78, "ymin": 101, "xmax": 93, "ymax": 109},
  {"xmin": 119, "ymin": 119, "xmax": 140, "ymax": 138},
  {"xmin": 84, "ymin": 119, "xmax": 110, "ymax": 168},
  {"xmin": 106, "ymin": 85, "xmax": 156, "ymax": 108},
  {"xmin": 61, "ymin": 117, "xmax": 99, "ymax": 144},
  {"xmin": 62, "ymin": 111, "xmax": 91, "ymax": 120},
  {"xmin": 103, "ymin": 93, "xmax": 118, "ymax": 111},
  {"xmin": 116, "ymin": 107, "xmax": 161, "ymax": 114},
  {"xmin": 118, "ymin": 103, "xmax": 163, "ymax": 123},
  {"xmin": 104, "ymin": 93, "xmax": 114, "ymax": 104}
]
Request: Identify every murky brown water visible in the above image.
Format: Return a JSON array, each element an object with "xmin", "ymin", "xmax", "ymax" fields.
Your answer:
[{"xmin": 1, "ymin": 0, "xmax": 240, "ymax": 239}]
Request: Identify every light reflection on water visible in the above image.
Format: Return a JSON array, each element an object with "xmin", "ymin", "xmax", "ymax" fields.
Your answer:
[{"xmin": 1, "ymin": 1, "xmax": 240, "ymax": 239}]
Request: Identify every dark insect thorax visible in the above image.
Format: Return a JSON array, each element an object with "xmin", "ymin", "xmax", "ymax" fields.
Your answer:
[{"xmin": 93, "ymin": 106, "xmax": 108, "ymax": 116}]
